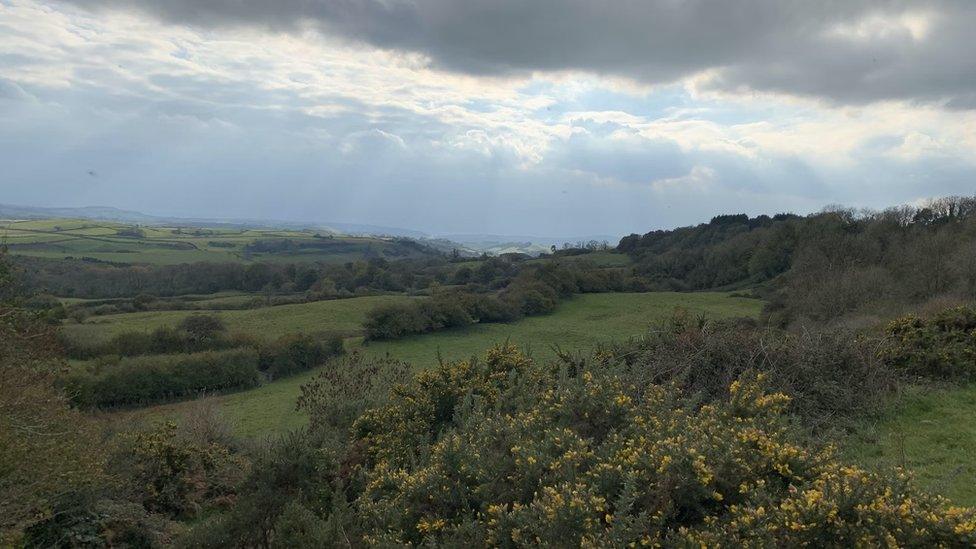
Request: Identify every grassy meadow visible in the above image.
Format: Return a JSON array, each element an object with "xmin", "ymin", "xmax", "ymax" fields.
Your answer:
[
  {"xmin": 115, "ymin": 292, "xmax": 763, "ymax": 438},
  {"xmin": 845, "ymin": 383, "xmax": 976, "ymax": 505},
  {"xmin": 63, "ymin": 295, "xmax": 418, "ymax": 343}
]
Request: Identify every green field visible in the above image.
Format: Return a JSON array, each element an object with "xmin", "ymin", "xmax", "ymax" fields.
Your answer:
[
  {"xmin": 64, "ymin": 295, "xmax": 417, "ymax": 343},
  {"xmin": 1, "ymin": 218, "xmax": 434, "ymax": 265},
  {"xmin": 119, "ymin": 292, "xmax": 763, "ymax": 438},
  {"xmin": 844, "ymin": 383, "xmax": 976, "ymax": 506}
]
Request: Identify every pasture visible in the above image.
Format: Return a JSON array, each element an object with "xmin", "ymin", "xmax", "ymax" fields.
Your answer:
[
  {"xmin": 115, "ymin": 292, "xmax": 763, "ymax": 437},
  {"xmin": 845, "ymin": 383, "xmax": 976, "ymax": 506}
]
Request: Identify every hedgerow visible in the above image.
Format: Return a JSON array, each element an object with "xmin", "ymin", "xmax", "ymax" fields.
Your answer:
[
  {"xmin": 65, "ymin": 349, "xmax": 261, "ymax": 408},
  {"xmin": 256, "ymin": 333, "xmax": 344, "ymax": 380}
]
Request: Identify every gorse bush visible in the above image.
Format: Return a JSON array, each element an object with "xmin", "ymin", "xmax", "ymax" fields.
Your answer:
[
  {"xmin": 603, "ymin": 312, "xmax": 894, "ymax": 429},
  {"xmin": 187, "ymin": 345, "xmax": 976, "ymax": 546},
  {"xmin": 881, "ymin": 305, "xmax": 976, "ymax": 380},
  {"xmin": 347, "ymin": 346, "xmax": 976, "ymax": 546},
  {"xmin": 65, "ymin": 349, "xmax": 261, "ymax": 408}
]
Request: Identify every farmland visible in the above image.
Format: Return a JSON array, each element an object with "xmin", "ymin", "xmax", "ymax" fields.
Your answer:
[
  {"xmin": 115, "ymin": 291, "xmax": 763, "ymax": 437},
  {"xmin": 0, "ymin": 218, "xmax": 436, "ymax": 265}
]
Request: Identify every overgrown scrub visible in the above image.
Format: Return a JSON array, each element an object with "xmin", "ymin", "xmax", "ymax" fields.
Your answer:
[
  {"xmin": 65, "ymin": 349, "xmax": 261, "ymax": 408},
  {"xmin": 881, "ymin": 305, "xmax": 976, "ymax": 379},
  {"xmin": 348, "ymin": 347, "xmax": 976, "ymax": 546},
  {"xmin": 184, "ymin": 345, "xmax": 976, "ymax": 546},
  {"xmin": 24, "ymin": 410, "xmax": 250, "ymax": 547},
  {"xmin": 603, "ymin": 312, "xmax": 894, "ymax": 429}
]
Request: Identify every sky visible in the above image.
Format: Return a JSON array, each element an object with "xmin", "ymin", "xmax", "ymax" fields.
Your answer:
[{"xmin": 1, "ymin": 0, "xmax": 975, "ymax": 237}]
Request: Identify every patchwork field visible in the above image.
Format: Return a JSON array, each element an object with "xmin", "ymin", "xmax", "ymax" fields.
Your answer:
[
  {"xmin": 0, "ymin": 218, "xmax": 434, "ymax": 264},
  {"xmin": 116, "ymin": 292, "xmax": 764, "ymax": 437}
]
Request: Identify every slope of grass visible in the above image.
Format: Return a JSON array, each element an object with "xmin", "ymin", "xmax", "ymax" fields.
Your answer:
[
  {"xmin": 120, "ymin": 292, "xmax": 762, "ymax": 438},
  {"xmin": 844, "ymin": 383, "xmax": 976, "ymax": 506},
  {"xmin": 64, "ymin": 295, "xmax": 417, "ymax": 343}
]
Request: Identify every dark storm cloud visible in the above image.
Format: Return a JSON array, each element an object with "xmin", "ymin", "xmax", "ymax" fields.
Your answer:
[{"xmin": 60, "ymin": 0, "xmax": 976, "ymax": 107}]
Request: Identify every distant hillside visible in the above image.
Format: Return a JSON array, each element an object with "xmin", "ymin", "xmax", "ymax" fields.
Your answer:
[
  {"xmin": 0, "ymin": 217, "xmax": 445, "ymax": 266},
  {"xmin": 618, "ymin": 196, "xmax": 976, "ymax": 325}
]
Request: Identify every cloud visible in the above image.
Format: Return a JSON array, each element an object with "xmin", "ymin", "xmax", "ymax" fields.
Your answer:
[
  {"xmin": 2, "ymin": 0, "xmax": 976, "ymax": 237},
  {"xmin": 59, "ymin": 0, "xmax": 976, "ymax": 108}
]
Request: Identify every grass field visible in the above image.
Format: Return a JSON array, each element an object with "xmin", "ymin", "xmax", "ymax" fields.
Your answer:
[
  {"xmin": 1, "ymin": 218, "xmax": 434, "ymax": 264},
  {"xmin": 117, "ymin": 292, "xmax": 763, "ymax": 438},
  {"xmin": 63, "ymin": 295, "xmax": 417, "ymax": 343},
  {"xmin": 844, "ymin": 383, "xmax": 976, "ymax": 506}
]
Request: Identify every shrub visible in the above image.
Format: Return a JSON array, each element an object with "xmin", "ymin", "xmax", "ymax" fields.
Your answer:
[
  {"xmin": 179, "ymin": 314, "xmax": 226, "ymax": 342},
  {"xmin": 363, "ymin": 302, "xmax": 427, "ymax": 340},
  {"xmin": 65, "ymin": 349, "xmax": 260, "ymax": 408},
  {"xmin": 345, "ymin": 345, "xmax": 976, "ymax": 546},
  {"xmin": 881, "ymin": 305, "xmax": 976, "ymax": 379},
  {"xmin": 603, "ymin": 313, "xmax": 894, "ymax": 429},
  {"xmin": 176, "ymin": 430, "xmax": 339, "ymax": 548},
  {"xmin": 502, "ymin": 281, "xmax": 558, "ymax": 316},
  {"xmin": 257, "ymin": 334, "xmax": 344, "ymax": 381},
  {"xmin": 120, "ymin": 422, "xmax": 246, "ymax": 518}
]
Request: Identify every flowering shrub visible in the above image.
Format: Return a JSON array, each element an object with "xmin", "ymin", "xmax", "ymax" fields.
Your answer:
[
  {"xmin": 345, "ymin": 345, "xmax": 976, "ymax": 546},
  {"xmin": 882, "ymin": 306, "xmax": 976, "ymax": 379}
]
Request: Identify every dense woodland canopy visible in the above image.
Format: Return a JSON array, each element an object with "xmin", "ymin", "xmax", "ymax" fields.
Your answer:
[{"xmin": 619, "ymin": 195, "xmax": 976, "ymax": 325}]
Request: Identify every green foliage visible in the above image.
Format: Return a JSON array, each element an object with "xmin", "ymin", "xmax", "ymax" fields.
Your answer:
[
  {"xmin": 363, "ymin": 260, "xmax": 629, "ymax": 340},
  {"xmin": 65, "ymin": 349, "xmax": 261, "ymax": 408},
  {"xmin": 297, "ymin": 353, "xmax": 411, "ymax": 444},
  {"xmin": 177, "ymin": 430, "xmax": 338, "ymax": 548},
  {"xmin": 60, "ymin": 325, "xmax": 256, "ymax": 360},
  {"xmin": 122, "ymin": 422, "xmax": 246, "ymax": 518},
  {"xmin": 257, "ymin": 333, "xmax": 344, "ymax": 380},
  {"xmin": 179, "ymin": 313, "xmax": 226, "ymax": 342},
  {"xmin": 22, "ymin": 493, "xmax": 177, "ymax": 548},
  {"xmin": 605, "ymin": 312, "xmax": 894, "ymax": 429},
  {"xmin": 0, "ymin": 250, "xmax": 107, "ymax": 544},
  {"xmin": 881, "ymin": 306, "xmax": 976, "ymax": 379},
  {"xmin": 311, "ymin": 345, "xmax": 976, "ymax": 546}
]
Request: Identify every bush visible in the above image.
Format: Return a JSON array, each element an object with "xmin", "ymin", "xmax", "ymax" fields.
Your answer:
[
  {"xmin": 363, "ymin": 302, "xmax": 427, "ymax": 340},
  {"xmin": 603, "ymin": 312, "xmax": 894, "ymax": 429},
  {"xmin": 60, "ymin": 325, "xmax": 257, "ymax": 360},
  {"xmin": 502, "ymin": 281, "xmax": 558, "ymax": 316},
  {"xmin": 120, "ymin": 422, "xmax": 246, "ymax": 518},
  {"xmin": 881, "ymin": 305, "xmax": 976, "ymax": 379},
  {"xmin": 257, "ymin": 334, "xmax": 344, "ymax": 380},
  {"xmin": 343, "ymin": 345, "xmax": 976, "ymax": 546},
  {"xmin": 179, "ymin": 314, "xmax": 226, "ymax": 342},
  {"xmin": 65, "ymin": 349, "xmax": 260, "ymax": 408}
]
